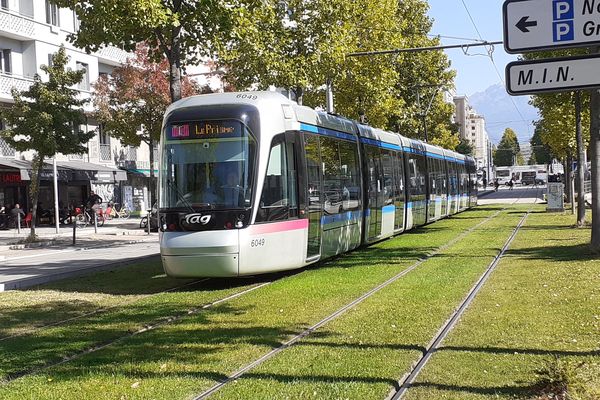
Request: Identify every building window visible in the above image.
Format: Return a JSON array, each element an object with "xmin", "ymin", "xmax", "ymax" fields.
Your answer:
[
  {"xmin": 0, "ymin": 49, "xmax": 11, "ymax": 74},
  {"xmin": 76, "ymin": 61, "xmax": 89, "ymax": 90},
  {"xmin": 98, "ymin": 125, "xmax": 112, "ymax": 161},
  {"xmin": 45, "ymin": 0, "xmax": 60, "ymax": 26},
  {"xmin": 1, "ymin": 0, "xmax": 8, "ymax": 10}
]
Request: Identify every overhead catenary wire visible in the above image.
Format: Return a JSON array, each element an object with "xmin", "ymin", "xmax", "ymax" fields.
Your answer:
[{"xmin": 458, "ymin": 0, "xmax": 532, "ymax": 136}]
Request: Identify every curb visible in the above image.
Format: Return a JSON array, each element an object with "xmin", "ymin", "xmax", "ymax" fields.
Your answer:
[{"xmin": 0, "ymin": 253, "xmax": 161, "ymax": 291}]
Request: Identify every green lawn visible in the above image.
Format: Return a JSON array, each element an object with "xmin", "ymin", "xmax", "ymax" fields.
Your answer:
[
  {"xmin": 2, "ymin": 206, "xmax": 593, "ymax": 400},
  {"xmin": 0, "ymin": 207, "xmax": 500, "ymax": 399},
  {"xmin": 406, "ymin": 211, "xmax": 600, "ymax": 400}
]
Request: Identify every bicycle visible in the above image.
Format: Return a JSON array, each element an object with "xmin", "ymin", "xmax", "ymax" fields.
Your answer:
[
  {"xmin": 106, "ymin": 203, "xmax": 131, "ymax": 220},
  {"xmin": 75, "ymin": 206, "xmax": 105, "ymax": 229}
]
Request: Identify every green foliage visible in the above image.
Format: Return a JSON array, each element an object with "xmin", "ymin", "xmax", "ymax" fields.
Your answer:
[
  {"xmin": 455, "ymin": 138, "xmax": 474, "ymax": 156},
  {"xmin": 0, "ymin": 46, "xmax": 94, "ymax": 237},
  {"xmin": 93, "ymin": 44, "xmax": 201, "ymax": 149},
  {"xmin": 525, "ymin": 49, "xmax": 590, "ymax": 159},
  {"xmin": 530, "ymin": 125, "xmax": 553, "ymax": 165},
  {"xmin": 220, "ymin": 0, "xmax": 457, "ymax": 148},
  {"xmin": 51, "ymin": 0, "xmax": 238, "ymax": 101},
  {"xmin": 533, "ymin": 358, "xmax": 600, "ymax": 400},
  {"xmin": 494, "ymin": 128, "xmax": 521, "ymax": 167},
  {"xmin": 0, "ymin": 47, "xmax": 93, "ymax": 157}
]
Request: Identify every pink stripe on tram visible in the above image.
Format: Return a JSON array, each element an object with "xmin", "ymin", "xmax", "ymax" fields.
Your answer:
[{"xmin": 249, "ymin": 219, "xmax": 309, "ymax": 235}]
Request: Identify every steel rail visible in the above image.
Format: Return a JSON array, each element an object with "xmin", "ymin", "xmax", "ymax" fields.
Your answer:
[
  {"xmin": 388, "ymin": 188, "xmax": 541, "ymax": 399},
  {"xmin": 193, "ymin": 206, "xmax": 506, "ymax": 399},
  {"xmin": 1, "ymin": 282, "xmax": 271, "ymax": 384}
]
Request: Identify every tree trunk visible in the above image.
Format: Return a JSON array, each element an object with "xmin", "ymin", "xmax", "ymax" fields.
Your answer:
[
  {"xmin": 168, "ymin": 38, "xmax": 182, "ymax": 103},
  {"xmin": 565, "ymin": 156, "xmax": 572, "ymax": 204},
  {"xmin": 590, "ymin": 88, "xmax": 600, "ymax": 252},
  {"xmin": 28, "ymin": 154, "xmax": 44, "ymax": 240},
  {"xmin": 295, "ymin": 86, "xmax": 304, "ymax": 106},
  {"xmin": 575, "ymin": 91, "xmax": 587, "ymax": 227},
  {"xmin": 148, "ymin": 138, "xmax": 155, "ymax": 211}
]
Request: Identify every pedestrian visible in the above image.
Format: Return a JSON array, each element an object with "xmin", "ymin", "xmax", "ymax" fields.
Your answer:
[
  {"xmin": 508, "ymin": 178, "xmax": 514, "ymax": 190},
  {"xmin": 494, "ymin": 179, "xmax": 499, "ymax": 192},
  {"xmin": 482, "ymin": 177, "xmax": 487, "ymax": 188},
  {"xmin": 85, "ymin": 190, "xmax": 103, "ymax": 215},
  {"xmin": 10, "ymin": 203, "xmax": 25, "ymax": 226}
]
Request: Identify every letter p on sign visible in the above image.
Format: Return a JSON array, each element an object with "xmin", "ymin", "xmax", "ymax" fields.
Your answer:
[{"xmin": 553, "ymin": 0, "xmax": 574, "ymax": 42}]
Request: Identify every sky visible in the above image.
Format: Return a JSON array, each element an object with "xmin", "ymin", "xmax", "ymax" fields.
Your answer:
[{"xmin": 427, "ymin": 0, "xmax": 518, "ymax": 97}]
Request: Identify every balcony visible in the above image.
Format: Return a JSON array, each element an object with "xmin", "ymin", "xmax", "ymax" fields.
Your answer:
[
  {"xmin": 0, "ymin": 9, "xmax": 35, "ymax": 40},
  {"xmin": 99, "ymin": 144, "xmax": 112, "ymax": 161},
  {"xmin": 0, "ymin": 137, "xmax": 15, "ymax": 157},
  {"xmin": 0, "ymin": 73, "xmax": 33, "ymax": 99},
  {"xmin": 94, "ymin": 45, "xmax": 130, "ymax": 66}
]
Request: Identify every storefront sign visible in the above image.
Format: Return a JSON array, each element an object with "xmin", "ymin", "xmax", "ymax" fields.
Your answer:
[{"xmin": 0, "ymin": 172, "xmax": 22, "ymax": 184}]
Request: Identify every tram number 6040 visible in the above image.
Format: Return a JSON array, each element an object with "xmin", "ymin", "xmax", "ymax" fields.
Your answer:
[{"xmin": 250, "ymin": 238, "xmax": 266, "ymax": 248}]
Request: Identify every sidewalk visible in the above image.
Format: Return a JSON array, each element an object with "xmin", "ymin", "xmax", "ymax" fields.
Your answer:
[{"xmin": 0, "ymin": 218, "xmax": 160, "ymax": 291}]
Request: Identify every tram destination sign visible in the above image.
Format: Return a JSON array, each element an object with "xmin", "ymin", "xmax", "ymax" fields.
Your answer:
[
  {"xmin": 503, "ymin": 0, "xmax": 600, "ymax": 53},
  {"xmin": 506, "ymin": 54, "xmax": 600, "ymax": 95}
]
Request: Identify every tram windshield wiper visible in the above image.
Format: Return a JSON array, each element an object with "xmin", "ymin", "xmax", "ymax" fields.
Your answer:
[{"xmin": 166, "ymin": 179, "xmax": 195, "ymax": 213}]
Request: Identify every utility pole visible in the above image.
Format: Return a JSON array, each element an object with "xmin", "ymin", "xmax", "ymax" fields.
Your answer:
[
  {"xmin": 575, "ymin": 91, "xmax": 586, "ymax": 226},
  {"xmin": 414, "ymin": 84, "xmax": 446, "ymax": 143}
]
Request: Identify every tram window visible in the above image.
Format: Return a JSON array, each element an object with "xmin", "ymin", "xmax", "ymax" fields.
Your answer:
[
  {"xmin": 256, "ymin": 136, "xmax": 298, "ymax": 222},
  {"xmin": 338, "ymin": 140, "xmax": 361, "ymax": 211},
  {"xmin": 381, "ymin": 151, "xmax": 394, "ymax": 205},
  {"xmin": 321, "ymin": 137, "xmax": 344, "ymax": 215}
]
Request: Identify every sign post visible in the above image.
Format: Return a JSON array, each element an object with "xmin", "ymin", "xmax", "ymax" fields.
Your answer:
[{"xmin": 503, "ymin": 0, "xmax": 600, "ymax": 251}]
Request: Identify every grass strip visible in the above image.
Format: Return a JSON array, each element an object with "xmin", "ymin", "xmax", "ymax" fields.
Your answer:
[
  {"xmin": 0, "ymin": 260, "xmax": 197, "ymax": 338},
  {"xmin": 203, "ymin": 209, "xmax": 528, "ymax": 400},
  {"xmin": 406, "ymin": 211, "xmax": 600, "ymax": 400},
  {"xmin": 0, "ymin": 207, "xmax": 502, "ymax": 399}
]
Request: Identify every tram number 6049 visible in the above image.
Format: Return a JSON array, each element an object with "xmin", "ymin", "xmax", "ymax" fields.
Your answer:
[
  {"xmin": 236, "ymin": 94, "xmax": 258, "ymax": 101},
  {"xmin": 250, "ymin": 238, "xmax": 266, "ymax": 248}
]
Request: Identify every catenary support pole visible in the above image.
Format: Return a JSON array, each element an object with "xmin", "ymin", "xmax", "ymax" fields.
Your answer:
[
  {"xmin": 326, "ymin": 78, "xmax": 334, "ymax": 113},
  {"xmin": 589, "ymin": 83, "xmax": 600, "ymax": 252},
  {"xmin": 53, "ymin": 158, "xmax": 59, "ymax": 234},
  {"xmin": 575, "ymin": 91, "xmax": 587, "ymax": 226}
]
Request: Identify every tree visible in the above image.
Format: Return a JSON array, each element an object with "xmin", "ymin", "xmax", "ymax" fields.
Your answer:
[
  {"xmin": 93, "ymin": 44, "xmax": 203, "ymax": 208},
  {"xmin": 529, "ymin": 125, "xmax": 552, "ymax": 165},
  {"xmin": 220, "ymin": 0, "xmax": 356, "ymax": 106},
  {"xmin": 51, "ymin": 0, "xmax": 237, "ymax": 102},
  {"xmin": 0, "ymin": 47, "xmax": 94, "ymax": 239},
  {"xmin": 220, "ymin": 0, "xmax": 457, "ymax": 147},
  {"xmin": 494, "ymin": 128, "xmax": 521, "ymax": 167},
  {"xmin": 456, "ymin": 138, "xmax": 474, "ymax": 156}
]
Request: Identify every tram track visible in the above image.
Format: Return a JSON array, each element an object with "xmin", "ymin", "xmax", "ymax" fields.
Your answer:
[
  {"xmin": 0, "ymin": 278, "xmax": 210, "ymax": 343},
  {"xmin": 387, "ymin": 188, "xmax": 541, "ymax": 400},
  {"xmin": 0, "ymin": 199, "xmax": 529, "ymax": 389},
  {"xmin": 192, "ymin": 205, "xmax": 512, "ymax": 399},
  {"xmin": 1, "ymin": 281, "xmax": 272, "ymax": 384}
]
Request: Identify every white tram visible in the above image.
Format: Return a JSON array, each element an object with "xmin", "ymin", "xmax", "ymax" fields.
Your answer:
[{"xmin": 158, "ymin": 92, "xmax": 477, "ymax": 277}]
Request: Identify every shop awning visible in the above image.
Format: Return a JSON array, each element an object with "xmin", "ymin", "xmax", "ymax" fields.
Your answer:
[
  {"xmin": 0, "ymin": 159, "xmax": 70, "ymax": 182},
  {"xmin": 55, "ymin": 161, "xmax": 128, "ymax": 183},
  {"xmin": 117, "ymin": 160, "xmax": 159, "ymax": 178}
]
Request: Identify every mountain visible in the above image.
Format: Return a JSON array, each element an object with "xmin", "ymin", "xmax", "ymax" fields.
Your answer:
[{"xmin": 468, "ymin": 83, "xmax": 538, "ymax": 144}]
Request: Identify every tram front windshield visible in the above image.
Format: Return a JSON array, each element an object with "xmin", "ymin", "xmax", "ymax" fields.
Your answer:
[{"xmin": 160, "ymin": 120, "xmax": 256, "ymax": 211}]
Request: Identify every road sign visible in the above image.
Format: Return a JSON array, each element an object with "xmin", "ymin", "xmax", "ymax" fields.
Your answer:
[
  {"xmin": 506, "ymin": 54, "xmax": 600, "ymax": 95},
  {"xmin": 503, "ymin": 0, "xmax": 600, "ymax": 53}
]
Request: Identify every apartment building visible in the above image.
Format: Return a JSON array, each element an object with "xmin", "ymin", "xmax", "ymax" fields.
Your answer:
[
  {"xmin": 0, "ymin": 0, "xmax": 157, "ymax": 215},
  {"xmin": 453, "ymin": 95, "xmax": 492, "ymax": 177}
]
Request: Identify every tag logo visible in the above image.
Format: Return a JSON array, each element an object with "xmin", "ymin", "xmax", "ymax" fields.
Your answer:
[{"xmin": 184, "ymin": 214, "xmax": 211, "ymax": 225}]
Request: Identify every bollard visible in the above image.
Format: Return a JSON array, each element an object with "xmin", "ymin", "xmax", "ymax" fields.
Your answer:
[
  {"xmin": 94, "ymin": 209, "xmax": 98, "ymax": 234},
  {"xmin": 72, "ymin": 207, "xmax": 77, "ymax": 245},
  {"xmin": 147, "ymin": 209, "xmax": 151, "ymax": 235},
  {"xmin": 17, "ymin": 212, "xmax": 21, "ymax": 234}
]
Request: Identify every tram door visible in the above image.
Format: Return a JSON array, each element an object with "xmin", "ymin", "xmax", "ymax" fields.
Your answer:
[
  {"xmin": 366, "ymin": 146, "xmax": 382, "ymax": 240},
  {"xmin": 305, "ymin": 135, "xmax": 323, "ymax": 260}
]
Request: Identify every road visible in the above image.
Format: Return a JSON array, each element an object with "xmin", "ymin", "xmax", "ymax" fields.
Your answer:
[{"xmin": 478, "ymin": 185, "xmax": 545, "ymax": 205}]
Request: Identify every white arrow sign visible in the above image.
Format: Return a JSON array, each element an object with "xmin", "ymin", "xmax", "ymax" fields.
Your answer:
[
  {"xmin": 503, "ymin": 0, "xmax": 600, "ymax": 53},
  {"xmin": 506, "ymin": 54, "xmax": 600, "ymax": 95}
]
